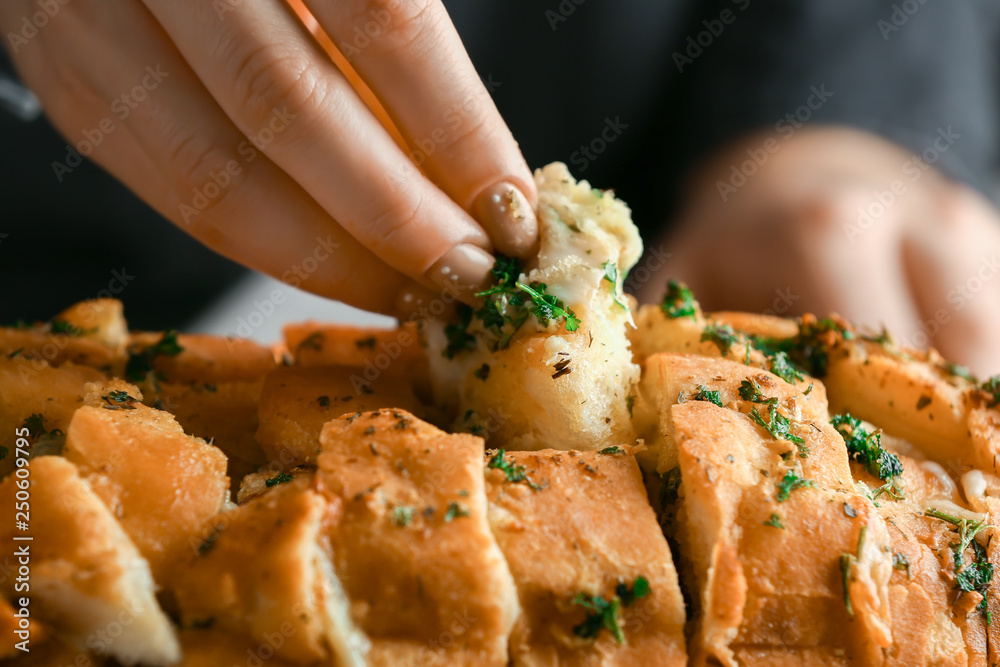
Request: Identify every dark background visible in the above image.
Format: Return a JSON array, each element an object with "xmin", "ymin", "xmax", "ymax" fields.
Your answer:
[{"xmin": 1, "ymin": 0, "xmax": 997, "ymax": 329}]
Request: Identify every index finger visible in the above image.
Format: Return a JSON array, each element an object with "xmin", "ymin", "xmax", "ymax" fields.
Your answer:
[{"xmin": 304, "ymin": 0, "xmax": 539, "ymax": 258}]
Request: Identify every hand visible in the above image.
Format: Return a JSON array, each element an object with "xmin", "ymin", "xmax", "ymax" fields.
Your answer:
[
  {"xmin": 640, "ymin": 127, "xmax": 1000, "ymax": 376},
  {"xmin": 0, "ymin": 0, "xmax": 538, "ymax": 316}
]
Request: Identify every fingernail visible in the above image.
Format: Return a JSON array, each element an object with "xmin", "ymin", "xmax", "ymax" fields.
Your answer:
[
  {"xmin": 394, "ymin": 281, "xmax": 444, "ymax": 320},
  {"xmin": 473, "ymin": 182, "xmax": 539, "ymax": 258},
  {"xmin": 425, "ymin": 243, "xmax": 495, "ymax": 304}
]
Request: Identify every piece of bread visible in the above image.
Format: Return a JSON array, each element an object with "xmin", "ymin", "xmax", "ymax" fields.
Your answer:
[
  {"xmin": 172, "ymin": 476, "xmax": 368, "ymax": 666},
  {"xmin": 317, "ymin": 410, "xmax": 519, "ymax": 666},
  {"xmin": 423, "ymin": 163, "xmax": 642, "ymax": 452},
  {"xmin": 823, "ymin": 340, "xmax": 992, "ymax": 472},
  {"xmin": 255, "ymin": 364, "xmax": 427, "ymax": 467},
  {"xmin": 484, "ymin": 448, "xmax": 687, "ymax": 665},
  {"xmin": 152, "ymin": 378, "xmax": 269, "ymax": 492},
  {"xmin": 0, "ymin": 299, "xmax": 127, "ymax": 371},
  {"xmin": 61, "ymin": 379, "xmax": 230, "ymax": 584},
  {"xmin": 0, "ymin": 357, "xmax": 105, "ymax": 478},
  {"xmin": 636, "ymin": 353, "xmax": 836, "ymax": 478},
  {"xmin": 0, "ymin": 456, "xmax": 180, "ymax": 665},
  {"xmin": 670, "ymin": 400, "xmax": 892, "ymax": 665}
]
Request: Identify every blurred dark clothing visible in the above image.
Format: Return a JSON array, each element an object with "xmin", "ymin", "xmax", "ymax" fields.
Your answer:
[{"xmin": 2, "ymin": 0, "xmax": 998, "ymax": 327}]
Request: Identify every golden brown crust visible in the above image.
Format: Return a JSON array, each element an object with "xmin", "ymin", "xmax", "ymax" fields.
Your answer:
[
  {"xmin": 485, "ymin": 448, "xmax": 687, "ymax": 666},
  {"xmin": 0, "ymin": 456, "xmax": 180, "ymax": 665},
  {"xmin": 127, "ymin": 332, "xmax": 276, "ymax": 385},
  {"xmin": 172, "ymin": 478, "xmax": 367, "ymax": 665},
  {"xmin": 671, "ymin": 400, "xmax": 891, "ymax": 665},
  {"xmin": 62, "ymin": 380, "xmax": 230, "ymax": 583},
  {"xmin": 0, "ymin": 358, "xmax": 105, "ymax": 478},
  {"xmin": 318, "ymin": 410, "xmax": 519, "ymax": 666},
  {"xmin": 256, "ymin": 364, "xmax": 427, "ymax": 467}
]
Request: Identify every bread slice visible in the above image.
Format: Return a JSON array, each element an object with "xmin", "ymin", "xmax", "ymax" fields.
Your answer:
[
  {"xmin": 636, "ymin": 353, "xmax": 837, "ymax": 479},
  {"xmin": 318, "ymin": 410, "xmax": 519, "ymax": 666},
  {"xmin": 484, "ymin": 448, "xmax": 687, "ymax": 665},
  {"xmin": 62, "ymin": 379, "xmax": 230, "ymax": 584},
  {"xmin": 0, "ymin": 456, "xmax": 180, "ymax": 665},
  {"xmin": 0, "ymin": 357, "xmax": 105, "ymax": 478},
  {"xmin": 670, "ymin": 400, "xmax": 892, "ymax": 665},
  {"xmin": 255, "ymin": 364, "xmax": 427, "ymax": 467},
  {"xmin": 172, "ymin": 477, "xmax": 368, "ymax": 666},
  {"xmin": 424, "ymin": 162, "xmax": 641, "ymax": 451}
]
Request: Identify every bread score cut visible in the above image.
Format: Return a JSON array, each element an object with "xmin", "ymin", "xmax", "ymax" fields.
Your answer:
[{"xmin": 424, "ymin": 162, "xmax": 642, "ymax": 452}]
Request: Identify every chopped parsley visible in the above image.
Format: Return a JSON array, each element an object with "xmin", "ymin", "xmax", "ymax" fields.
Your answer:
[
  {"xmin": 22, "ymin": 413, "xmax": 46, "ymax": 439},
  {"xmin": 751, "ymin": 315, "xmax": 854, "ymax": 377},
  {"xmin": 661, "ymin": 279, "xmax": 697, "ymax": 320},
  {"xmin": 265, "ymin": 472, "xmax": 293, "ymax": 487},
  {"xmin": 598, "ymin": 446, "xmax": 624, "ymax": 455},
  {"xmin": 317, "ymin": 395, "xmax": 331, "ymax": 408},
  {"xmin": 763, "ymin": 513, "xmax": 785, "ymax": 529},
  {"xmin": 659, "ymin": 467, "xmax": 682, "ymax": 509},
  {"xmin": 444, "ymin": 501, "xmax": 469, "ymax": 522},
  {"xmin": 602, "ymin": 261, "xmax": 628, "ymax": 310},
  {"xmin": 775, "ymin": 470, "xmax": 815, "ymax": 502},
  {"xmin": 516, "ymin": 282, "xmax": 580, "ymax": 331},
  {"xmin": 125, "ymin": 330, "xmax": 184, "ymax": 382},
  {"xmin": 701, "ymin": 323, "xmax": 740, "ymax": 356},
  {"xmin": 892, "ymin": 552, "xmax": 910, "ymax": 575},
  {"xmin": 392, "ymin": 506, "xmax": 414, "ymax": 527},
  {"xmin": 840, "ymin": 525, "xmax": 868, "ymax": 618},
  {"xmin": 831, "ymin": 414, "xmax": 902, "ymax": 481},
  {"xmin": 750, "ymin": 403, "xmax": 807, "ymax": 455},
  {"xmin": 925, "ymin": 508, "xmax": 994, "ymax": 623},
  {"xmin": 0, "ymin": 447, "xmax": 7, "ymax": 461},
  {"xmin": 473, "ymin": 363, "xmax": 490, "ymax": 381},
  {"xmin": 769, "ymin": 351, "xmax": 804, "ymax": 384},
  {"xmin": 572, "ymin": 576, "xmax": 650, "ymax": 644},
  {"xmin": 615, "ymin": 576, "xmax": 651, "ymax": 607},
  {"xmin": 472, "ymin": 256, "xmax": 580, "ymax": 347},
  {"xmin": 101, "ymin": 390, "xmax": 138, "ymax": 410},
  {"xmin": 692, "ymin": 385, "xmax": 723, "ymax": 407},
  {"xmin": 49, "ymin": 319, "xmax": 92, "ymax": 337},
  {"xmin": 982, "ymin": 376, "xmax": 1000, "ymax": 407},
  {"xmin": 443, "ymin": 304, "xmax": 477, "ymax": 359},
  {"xmin": 625, "ymin": 394, "xmax": 635, "ymax": 417},
  {"xmin": 945, "ymin": 362, "xmax": 976, "ymax": 383},
  {"xmin": 738, "ymin": 378, "xmax": 776, "ymax": 405},
  {"xmin": 487, "ymin": 449, "xmax": 542, "ymax": 491}
]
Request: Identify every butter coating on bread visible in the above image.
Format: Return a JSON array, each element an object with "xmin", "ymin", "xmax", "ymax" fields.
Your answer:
[
  {"xmin": 0, "ymin": 456, "xmax": 181, "ymax": 665},
  {"xmin": 318, "ymin": 410, "xmax": 519, "ymax": 666},
  {"xmin": 425, "ymin": 162, "xmax": 642, "ymax": 451},
  {"xmin": 62, "ymin": 380, "xmax": 231, "ymax": 584},
  {"xmin": 172, "ymin": 477, "xmax": 368, "ymax": 666},
  {"xmin": 484, "ymin": 448, "xmax": 687, "ymax": 665},
  {"xmin": 670, "ymin": 401, "xmax": 892, "ymax": 665}
]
